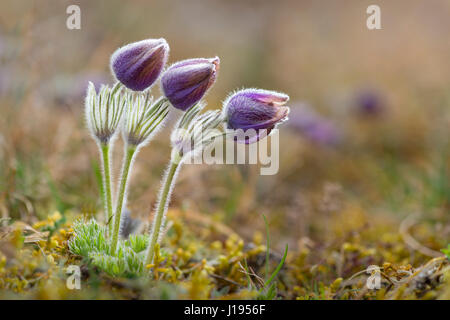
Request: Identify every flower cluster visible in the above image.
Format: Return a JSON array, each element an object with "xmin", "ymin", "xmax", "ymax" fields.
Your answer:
[{"xmin": 76, "ymin": 36, "xmax": 291, "ymax": 275}]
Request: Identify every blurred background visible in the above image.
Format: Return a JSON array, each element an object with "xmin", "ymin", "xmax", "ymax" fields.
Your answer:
[{"xmin": 0, "ymin": 0, "xmax": 449, "ymax": 254}]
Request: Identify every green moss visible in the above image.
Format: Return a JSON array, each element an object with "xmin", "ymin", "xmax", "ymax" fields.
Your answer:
[{"xmin": 0, "ymin": 211, "xmax": 448, "ymax": 300}]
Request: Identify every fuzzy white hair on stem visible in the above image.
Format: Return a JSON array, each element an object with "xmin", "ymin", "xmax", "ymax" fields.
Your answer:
[{"xmin": 149, "ymin": 159, "xmax": 181, "ymax": 240}]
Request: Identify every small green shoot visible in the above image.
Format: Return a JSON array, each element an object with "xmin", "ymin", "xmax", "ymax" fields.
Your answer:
[
  {"xmin": 257, "ymin": 244, "xmax": 288, "ymax": 300},
  {"xmin": 442, "ymin": 244, "xmax": 450, "ymax": 260}
]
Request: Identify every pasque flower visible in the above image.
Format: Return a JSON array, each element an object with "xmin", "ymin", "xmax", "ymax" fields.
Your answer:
[
  {"xmin": 111, "ymin": 38, "xmax": 169, "ymax": 91},
  {"xmin": 85, "ymin": 82, "xmax": 125, "ymax": 144},
  {"xmin": 110, "ymin": 93, "xmax": 170, "ymax": 254},
  {"xmin": 223, "ymin": 88, "xmax": 290, "ymax": 144},
  {"xmin": 161, "ymin": 57, "xmax": 219, "ymax": 111},
  {"xmin": 73, "ymin": 34, "xmax": 294, "ymax": 278},
  {"xmin": 85, "ymin": 81, "xmax": 126, "ymax": 237},
  {"xmin": 122, "ymin": 93, "xmax": 170, "ymax": 147},
  {"xmin": 170, "ymin": 103, "xmax": 223, "ymax": 161},
  {"xmin": 144, "ymin": 104, "xmax": 223, "ymax": 265}
]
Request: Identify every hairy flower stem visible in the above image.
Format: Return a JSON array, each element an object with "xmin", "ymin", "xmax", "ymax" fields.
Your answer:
[
  {"xmin": 100, "ymin": 143, "xmax": 114, "ymax": 237},
  {"xmin": 111, "ymin": 144, "xmax": 137, "ymax": 254},
  {"xmin": 145, "ymin": 152, "xmax": 182, "ymax": 266}
]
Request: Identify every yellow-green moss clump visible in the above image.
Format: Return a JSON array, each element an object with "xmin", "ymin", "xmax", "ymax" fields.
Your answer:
[{"xmin": 0, "ymin": 208, "xmax": 448, "ymax": 300}]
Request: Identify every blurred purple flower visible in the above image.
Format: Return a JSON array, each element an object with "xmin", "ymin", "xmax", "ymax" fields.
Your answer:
[
  {"xmin": 110, "ymin": 38, "xmax": 169, "ymax": 91},
  {"xmin": 42, "ymin": 72, "xmax": 108, "ymax": 107},
  {"xmin": 223, "ymin": 88, "xmax": 290, "ymax": 144},
  {"xmin": 355, "ymin": 90, "xmax": 384, "ymax": 116},
  {"xmin": 0, "ymin": 35, "xmax": 4, "ymax": 57},
  {"xmin": 0, "ymin": 67, "xmax": 8, "ymax": 95},
  {"xmin": 287, "ymin": 103, "xmax": 340, "ymax": 146},
  {"xmin": 161, "ymin": 57, "xmax": 219, "ymax": 111},
  {"xmin": 72, "ymin": 72, "xmax": 107, "ymax": 98}
]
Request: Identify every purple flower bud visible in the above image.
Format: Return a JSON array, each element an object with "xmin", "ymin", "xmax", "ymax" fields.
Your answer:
[
  {"xmin": 110, "ymin": 38, "xmax": 169, "ymax": 91},
  {"xmin": 161, "ymin": 57, "xmax": 219, "ymax": 111},
  {"xmin": 223, "ymin": 88, "xmax": 290, "ymax": 144}
]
